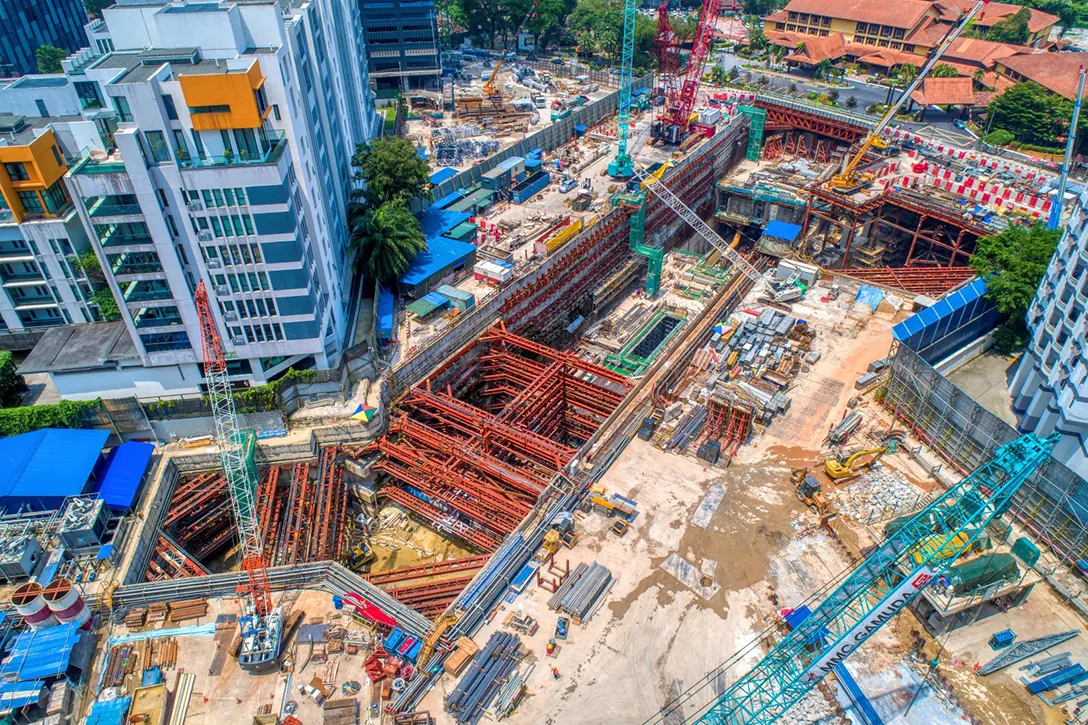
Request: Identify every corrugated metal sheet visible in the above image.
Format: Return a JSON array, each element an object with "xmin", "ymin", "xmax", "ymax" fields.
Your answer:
[
  {"xmin": 85, "ymin": 695, "xmax": 131, "ymax": 725},
  {"xmin": 94, "ymin": 441, "xmax": 154, "ymax": 510},
  {"xmin": 0, "ymin": 679, "xmax": 45, "ymax": 714},
  {"xmin": 891, "ymin": 279, "xmax": 998, "ymax": 364},
  {"xmin": 0, "ymin": 429, "xmax": 107, "ymax": 510},
  {"xmin": 0, "ymin": 621, "xmax": 81, "ymax": 682}
]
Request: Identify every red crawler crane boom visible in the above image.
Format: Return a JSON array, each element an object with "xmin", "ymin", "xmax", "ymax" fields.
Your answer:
[{"xmin": 654, "ymin": 0, "xmax": 722, "ymax": 143}]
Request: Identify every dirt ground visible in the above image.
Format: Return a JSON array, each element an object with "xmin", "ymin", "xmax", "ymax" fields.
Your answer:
[{"xmin": 367, "ymin": 504, "xmax": 476, "ymax": 573}]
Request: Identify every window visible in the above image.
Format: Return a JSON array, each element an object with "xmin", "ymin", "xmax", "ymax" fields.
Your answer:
[
  {"xmin": 158, "ymin": 189, "xmax": 170, "ymax": 208},
  {"xmin": 17, "ymin": 191, "xmax": 43, "ymax": 213},
  {"xmin": 42, "ymin": 181, "xmax": 68, "ymax": 213},
  {"xmin": 113, "ymin": 96, "xmax": 133, "ymax": 122},
  {"xmin": 251, "ymin": 244, "xmax": 262, "ymax": 263},
  {"xmin": 213, "ymin": 189, "xmax": 224, "ymax": 207},
  {"xmin": 235, "ymin": 188, "xmax": 246, "ymax": 205},
  {"xmin": 145, "ymin": 131, "xmax": 171, "ymax": 163},
  {"xmin": 166, "ymin": 215, "xmax": 179, "ymax": 237},
  {"xmin": 172, "ymin": 130, "xmax": 189, "ymax": 160},
  {"xmin": 210, "ymin": 217, "xmax": 224, "ymax": 237},
  {"xmin": 190, "ymin": 104, "xmax": 232, "ymax": 114},
  {"xmin": 4, "ymin": 163, "xmax": 29, "ymax": 181},
  {"xmin": 35, "ymin": 99, "xmax": 48, "ymax": 117},
  {"xmin": 50, "ymin": 145, "xmax": 62, "ymax": 166},
  {"xmin": 224, "ymin": 188, "xmax": 236, "ymax": 206},
  {"xmin": 192, "ymin": 130, "xmax": 206, "ymax": 159},
  {"xmin": 162, "ymin": 94, "xmax": 179, "ymax": 120},
  {"xmin": 272, "ymin": 104, "xmax": 281, "ymax": 121},
  {"xmin": 202, "ymin": 190, "xmax": 214, "ymax": 207}
]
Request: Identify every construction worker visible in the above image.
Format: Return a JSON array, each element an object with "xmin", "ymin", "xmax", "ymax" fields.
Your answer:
[{"xmin": 551, "ymin": 666, "xmax": 560, "ymax": 680}]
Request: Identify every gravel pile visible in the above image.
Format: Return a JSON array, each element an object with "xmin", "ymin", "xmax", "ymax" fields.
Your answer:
[{"xmin": 829, "ymin": 468, "xmax": 926, "ymax": 523}]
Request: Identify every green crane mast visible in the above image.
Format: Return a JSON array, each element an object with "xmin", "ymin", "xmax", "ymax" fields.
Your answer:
[{"xmin": 607, "ymin": 0, "xmax": 638, "ymax": 179}]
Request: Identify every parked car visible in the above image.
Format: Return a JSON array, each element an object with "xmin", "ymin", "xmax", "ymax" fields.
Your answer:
[
  {"xmin": 953, "ymin": 119, "xmax": 967, "ymax": 129},
  {"xmin": 551, "ymin": 58, "xmax": 566, "ymax": 66}
]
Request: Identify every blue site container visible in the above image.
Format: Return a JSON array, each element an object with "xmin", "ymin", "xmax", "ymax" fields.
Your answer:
[{"xmin": 511, "ymin": 171, "xmax": 551, "ymax": 203}]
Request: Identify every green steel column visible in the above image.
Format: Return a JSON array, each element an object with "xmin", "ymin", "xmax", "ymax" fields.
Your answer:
[{"xmin": 608, "ymin": 0, "xmax": 638, "ymax": 178}]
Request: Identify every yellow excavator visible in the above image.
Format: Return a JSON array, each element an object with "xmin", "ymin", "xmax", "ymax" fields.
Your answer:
[
  {"xmin": 829, "ymin": 0, "xmax": 989, "ymax": 194},
  {"xmin": 824, "ymin": 446, "xmax": 889, "ymax": 482},
  {"xmin": 417, "ymin": 611, "xmax": 461, "ymax": 669},
  {"xmin": 791, "ymin": 468, "xmax": 835, "ymax": 524},
  {"xmin": 481, "ymin": 2, "xmax": 540, "ymax": 98}
]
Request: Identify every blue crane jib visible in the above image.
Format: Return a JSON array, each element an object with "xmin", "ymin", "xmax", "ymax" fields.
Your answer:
[{"xmin": 685, "ymin": 432, "xmax": 1055, "ymax": 725}]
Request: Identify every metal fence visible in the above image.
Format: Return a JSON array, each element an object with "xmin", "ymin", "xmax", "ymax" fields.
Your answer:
[{"xmin": 883, "ymin": 343, "xmax": 1088, "ymax": 567}]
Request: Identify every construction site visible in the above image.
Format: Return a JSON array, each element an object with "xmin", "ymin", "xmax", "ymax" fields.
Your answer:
[{"xmin": 5, "ymin": 1, "xmax": 1088, "ymax": 725}]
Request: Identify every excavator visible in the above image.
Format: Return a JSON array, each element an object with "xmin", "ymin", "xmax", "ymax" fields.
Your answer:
[
  {"xmin": 823, "ymin": 446, "xmax": 889, "ymax": 482},
  {"xmin": 481, "ymin": 2, "xmax": 540, "ymax": 98},
  {"xmin": 829, "ymin": 0, "xmax": 990, "ymax": 194}
]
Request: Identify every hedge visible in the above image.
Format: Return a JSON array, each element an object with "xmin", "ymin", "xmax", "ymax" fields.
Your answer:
[
  {"xmin": 142, "ymin": 367, "xmax": 318, "ymax": 417},
  {"xmin": 0, "ymin": 399, "xmax": 101, "ymax": 436}
]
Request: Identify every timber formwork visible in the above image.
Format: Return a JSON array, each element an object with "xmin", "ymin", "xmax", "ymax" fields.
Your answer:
[{"xmin": 362, "ymin": 323, "xmax": 630, "ymax": 553}]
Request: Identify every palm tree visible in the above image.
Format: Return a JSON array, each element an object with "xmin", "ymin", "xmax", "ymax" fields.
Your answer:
[
  {"xmin": 348, "ymin": 199, "xmax": 428, "ymax": 289},
  {"xmin": 709, "ymin": 65, "xmax": 728, "ymax": 86},
  {"xmin": 896, "ymin": 63, "xmax": 918, "ymax": 86}
]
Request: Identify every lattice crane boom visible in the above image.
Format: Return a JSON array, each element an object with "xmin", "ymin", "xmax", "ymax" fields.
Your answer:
[
  {"xmin": 195, "ymin": 281, "xmax": 273, "ymax": 618},
  {"xmin": 651, "ymin": 433, "xmax": 1056, "ymax": 725},
  {"xmin": 608, "ymin": 0, "xmax": 639, "ymax": 178}
]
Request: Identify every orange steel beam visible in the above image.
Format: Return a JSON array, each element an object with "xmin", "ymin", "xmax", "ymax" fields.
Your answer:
[{"xmin": 364, "ymin": 554, "xmax": 492, "ymax": 586}]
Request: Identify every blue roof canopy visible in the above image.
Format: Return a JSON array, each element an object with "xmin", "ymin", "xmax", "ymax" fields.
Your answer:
[
  {"xmin": 429, "ymin": 167, "xmax": 458, "ymax": 185},
  {"xmin": 432, "ymin": 190, "xmax": 464, "ymax": 209},
  {"xmin": 94, "ymin": 441, "xmax": 154, "ymax": 510},
  {"xmin": 401, "ymin": 208, "xmax": 476, "ymax": 287},
  {"xmin": 0, "ymin": 621, "xmax": 82, "ymax": 682},
  {"xmin": 762, "ymin": 220, "xmax": 802, "ymax": 243},
  {"xmin": 0, "ymin": 430, "xmax": 108, "ymax": 511},
  {"xmin": 377, "ymin": 284, "xmax": 396, "ymax": 339},
  {"xmin": 0, "ymin": 680, "xmax": 45, "ymax": 715},
  {"xmin": 892, "ymin": 278, "xmax": 995, "ymax": 364},
  {"xmin": 85, "ymin": 696, "xmax": 131, "ymax": 725}
]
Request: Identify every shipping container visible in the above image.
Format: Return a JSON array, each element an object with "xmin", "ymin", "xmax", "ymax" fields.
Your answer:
[{"xmin": 511, "ymin": 171, "xmax": 551, "ymax": 203}]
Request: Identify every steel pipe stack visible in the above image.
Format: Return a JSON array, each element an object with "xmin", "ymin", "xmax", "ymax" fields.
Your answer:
[
  {"xmin": 446, "ymin": 632, "xmax": 522, "ymax": 725},
  {"xmin": 547, "ymin": 561, "xmax": 612, "ymax": 622},
  {"xmin": 11, "ymin": 582, "xmax": 58, "ymax": 630},
  {"xmin": 42, "ymin": 577, "xmax": 92, "ymax": 629}
]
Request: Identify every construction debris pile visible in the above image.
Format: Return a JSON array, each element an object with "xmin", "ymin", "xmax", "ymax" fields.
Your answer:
[
  {"xmin": 434, "ymin": 138, "xmax": 501, "ymax": 167},
  {"xmin": 446, "ymin": 632, "xmax": 525, "ymax": 724},
  {"xmin": 828, "ymin": 469, "xmax": 927, "ymax": 523},
  {"xmin": 547, "ymin": 561, "xmax": 613, "ymax": 624}
]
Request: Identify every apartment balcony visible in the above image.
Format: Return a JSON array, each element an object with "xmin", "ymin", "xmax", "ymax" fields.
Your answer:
[
  {"xmin": 12, "ymin": 299, "xmax": 58, "ymax": 312},
  {"xmin": 0, "ymin": 249, "xmax": 35, "ymax": 263},
  {"xmin": 178, "ymin": 134, "xmax": 287, "ymax": 170},
  {"xmin": 125, "ymin": 289, "xmax": 173, "ymax": 303},
  {"xmin": 1, "ymin": 273, "xmax": 45, "ymax": 287},
  {"xmin": 99, "ymin": 230, "xmax": 155, "ymax": 249},
  {"xmin": 71, "ymin": 155, "xmax": 126, "ymax": 176},
  {"xmin": 112, "ymin": 264, "xmax": 164, "ymax": 278},
  {"xmin": 89, "ymin": 200, "xmax": 143, "ymax": 218},
  {"xmin": 16, "ymin": 317, "xmax": 65, "ymax": 329}
]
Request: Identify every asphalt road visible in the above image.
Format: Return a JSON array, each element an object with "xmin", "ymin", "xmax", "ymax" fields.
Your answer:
[{"xmin": 714, "ymin": 53, "xmax": 977, "ymax": 146}]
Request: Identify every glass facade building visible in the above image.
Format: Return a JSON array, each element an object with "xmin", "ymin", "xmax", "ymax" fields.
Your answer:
[{"xmin": 0, "ymin": 0, "xmax": 88, "ymax": 76}]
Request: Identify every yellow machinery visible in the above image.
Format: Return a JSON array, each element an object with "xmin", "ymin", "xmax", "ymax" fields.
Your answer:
[
  {"xmin": 824, "ymin": 447, "xmax": 889, "ymax": 482},
  {"xmin": 791, "ymin": 468, "xmax": 834, "ymax": 523},
  {"xmin": 417, "ymin": 611, "xmax": 461, "ymax": 669},
  {"xmin": 481, "ymin": 2, "xmax": 540, "ymax": 97},
  {"xmin": 829, "ymin": 0, "xmax": 989, "ymax": 194},
  {"xmin": 345, "ymin": 540, "xmax": 376, "ymax": 571}
]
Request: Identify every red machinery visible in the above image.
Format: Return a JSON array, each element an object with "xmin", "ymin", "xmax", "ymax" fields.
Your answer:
[{"xmin": 653, "ymin": 0, "xmax": 722, "ymax": 144}]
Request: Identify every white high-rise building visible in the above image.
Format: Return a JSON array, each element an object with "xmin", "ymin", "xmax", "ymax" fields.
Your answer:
[
  {"xmin": 1009, "ymin": 190, "xmax": 1088, "ymax": 475},
  {"xmin": 15, "ymin": 0, "xmax": 380, "ymax": 399}
]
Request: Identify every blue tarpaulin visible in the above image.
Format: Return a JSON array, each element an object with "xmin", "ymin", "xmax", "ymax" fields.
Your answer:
[
  {"xmin": 0, "ymin": 680, "xmax": 45, "ymax": 714},
  {"xmin": 85, "ymin": 696, "xmax": 131, "ymax": 725},
  {"xmin": 0, "ymin": 429, "xmax": 107, "ymax": 511},
  {"xmin": 892, "ymin": 278, "xmax": 994, "ymax": 364},
  {"xmin": 377, "ymin": 284, "xmax": 396, "ymax": 340},
  {"xmin": 432, "ymin": 190, "xmax": 464, "ymax": 209},
  {"xmin": 94, "ymin": 441, "xmax": 153, "ymax": 510},
  {"xmin": 763, "ymin": 220, "xmax": 802, "ymax": 243},
  {"xmin": 855, "ymin": 284, "xmax": 886, "ymax": 313},
  {"xmin": 401, "ymin": 208, "xmax": 476, "ymax": 288},
  {"xmin": 429, "ymin": 167, "xmax": 458, "ymax": 185},
  {"xmin": 0, "ymin": 621, "xmax": 82, "ymax": 682}
]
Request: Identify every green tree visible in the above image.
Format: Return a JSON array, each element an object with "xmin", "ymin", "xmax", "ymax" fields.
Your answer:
[
  {"xmin": 931, "ymin": 64, "xmax": 960, "ymax": 78},
  {"xmin": 35, "ymin": 46, "xmax": 66, "ymax": 74},
  {"xmin": 827, "ymin": 88, "xmax": 840, "ymax": 105},
  {"xmin": 845, "ymin": 95, "xmax": 858, "ymax": 110},
  {"xmin": 348, "ymin": 200, "xmax": 428, "ymax": 288},
  {"xmin": 742, "ymin": 0, "xmax": 787, "ymax": 15},
  {"xmin": 709, "ymin": 65, "xmax": 728, "ymax": 86},
  {"xmin": 986, "ymin": 7, "xmax": 1031, "ymax": 44},
  {"xmin": 83, "ymin": 0, "xmax": 113, "ymax": 19},
  {"xmin": 70, "ymin": 251, "xmax": 104, "ymax": 281},
  {"xmin": 91, "ymin": 288, "xmax": 121, "ymax": 322},
  {"xmin": 986, "ymin": 81, "xmax": 1077, "ymax": 146},
  {"xmin": 748, "ymin": 24, "xmax": 768, "ymax": 53},
  {"xmin": 727, "ymin": 66, "xmax": 740, "ymax": 81},
  {"xmin": 896, "ymin": 63, "xmax": 918, "ymax": 86},
  {"xmin": 814, "ymin": 59, "xmax": 833, "ymax": 80},
  {"xmin": 788, "ymin": 81, "xmax": 798, "ymax": 93},
  {"xmin": 351, "ymin": 138, "xmax": 431, "ymax": 207},
  {"xmin": 0, "ymin": 352, "xmax": 27, "ymax": 408},
  {"xmin": 970, "ymin": 225, "xmax": 1061, "ymax": 353}
]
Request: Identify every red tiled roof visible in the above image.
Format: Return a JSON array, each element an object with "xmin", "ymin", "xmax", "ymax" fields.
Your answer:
[
  {"xmin": 909, "ymin": 77, "xmax": 988, "ymax": 106},
  {"xmin": 854, "ymin": 48, "xmax": 927, "ymax": 68},
  {"xmin": 997, "ymin": 52, "xmax": 1088, "ymax": 99},
  {"xmin": 933, "ymin": 1, "xmax": 1059, "ymax": 34},
  {"xmin": 783, "ymin": 33, "xmax": 849, "ymax": 64},
  {"xmin": 906, "ymin": 18, "xmax": 949, "ymax": 47},
  {"xmin": 777, "ymin": 0, "xmax": 934, "ymax": 30},
  {"xmin": 944, "ymin": 38, "xmax": 1027, "ymax": 67},
  {"xmin": 981, "ymin": 71, "xmax": 1018, "ymax": 91},
  {"xmin": 765, "ymin": 10, "xmax": 789, "ymax": 23}
]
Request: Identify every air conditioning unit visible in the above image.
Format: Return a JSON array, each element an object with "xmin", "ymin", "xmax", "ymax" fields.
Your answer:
[
  {"xmin": 223, "ymin": 311, "xmax": 238, "ymax": 322},
  {"xmin": 198, "ymin": 231, "xmax": 213, "ymax": 242},
  {"xmin": 230, "ymin": 336, "xmax": 245, "ymax": 346},
  {"xmin": 206, "ymin": 258, "xmax": 221, "ymax": 269},
  {"xmin": 214, "ymin": 285, "xmax": 230, "ymax": 296},
  {"xmin": 187, "ymin": 201, "xmax": 204, "ymax": 212}
]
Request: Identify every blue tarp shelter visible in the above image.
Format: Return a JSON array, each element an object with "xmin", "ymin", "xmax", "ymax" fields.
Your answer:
[
  {"xmin": 892, "ymin": 278, "xmax": 994, "ymax": 364},
  {"xmin": 432, "ymin": 190, "xmax": 464, "ymax": 209},
  {"xmin": 376, "ymin": 284, "xmax": 396, "ymax": 340},
  {"xmin": 0, "ymin": 430, "xmax": 107, "ymax": 511},
  {"xmin": 85, "ymin": 696, "xmax": 131, "ymax": 725},
  {"xmin": 763, "ymin": 220, "xmax": 802, "ymax": 243},
  {"xmin": 429, "ymin": 167, "xmax": 458, "ymax": 185},
  {"xmin": 93, "ymin": 441, "xmax": 154, "ymax": 510},
  {"xmin": 0, "ymin": 621, "xmax": 83, "ymax": 682},
  {"xmin": 0, "ymin": 680, "xmax": 45, "ymax": 715}
]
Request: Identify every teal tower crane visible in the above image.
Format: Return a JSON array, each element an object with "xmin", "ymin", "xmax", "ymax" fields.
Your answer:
[
  {"xmin": 607, "ymin": 0, "xmax": 638, "ymax": 179},
  {"xmin": 651, "ymin": 432, "xmax": 1056, "ymax": 725}
]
